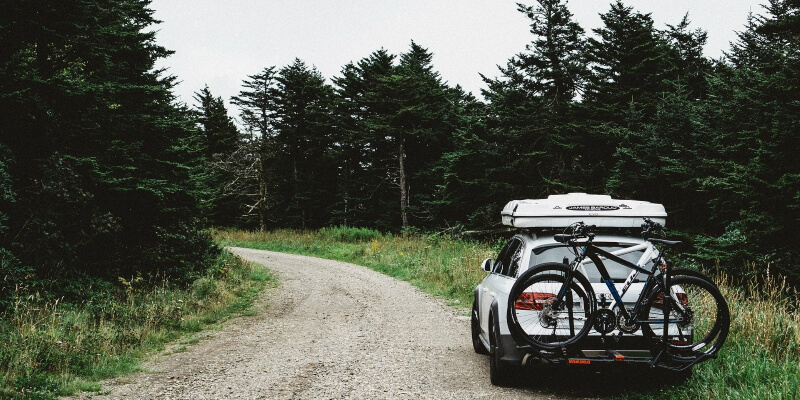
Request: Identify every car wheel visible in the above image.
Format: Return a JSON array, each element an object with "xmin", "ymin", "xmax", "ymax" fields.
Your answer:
[
  {"xmin": 472, "ymin": 299, "xmax": 489, "ymax": 355},
  {"xmin": 489, "ymin": 313, "xmax": 513, "ymax": 386}
]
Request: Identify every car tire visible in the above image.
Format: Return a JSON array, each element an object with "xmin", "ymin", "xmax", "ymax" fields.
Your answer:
[
  {"xmin": 488, "ymin": 313, "xmax": 513, "ymax": 386},
  {"xmin": 472, "ymin": 299, "xmax": 489, "ymax": 355}
]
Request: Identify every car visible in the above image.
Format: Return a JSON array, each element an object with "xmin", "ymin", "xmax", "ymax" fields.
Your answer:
[{"xmin": 471, "ymin": 193, "xmax": 680, "ymax": 386}]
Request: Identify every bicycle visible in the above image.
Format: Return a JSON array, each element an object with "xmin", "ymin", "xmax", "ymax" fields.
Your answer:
[{"xmin": 506, "ymin": 219, "xmax": 729, "ymax": 370}]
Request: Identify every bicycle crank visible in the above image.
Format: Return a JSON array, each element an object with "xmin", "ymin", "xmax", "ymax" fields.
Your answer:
[{"xmin": 593, "ymin": 309, "xmax": 616, "ymax": 334}]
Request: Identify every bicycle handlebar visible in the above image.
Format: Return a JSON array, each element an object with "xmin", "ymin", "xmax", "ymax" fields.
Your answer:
[
  {"xmin": 641, "ymin": 218, "xmax": 667, "ymax": 239},
  {"xmin": 556, "ymin": 222, "xmax": 596, "ymax": 243}
]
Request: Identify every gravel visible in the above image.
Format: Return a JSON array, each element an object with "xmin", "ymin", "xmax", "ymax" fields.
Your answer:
[{"xmin": 70, "ymin": 248, "xmax": 591, "ymax": 399}]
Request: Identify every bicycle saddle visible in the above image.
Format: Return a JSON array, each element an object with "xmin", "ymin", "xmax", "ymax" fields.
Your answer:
[
  {"xmin": 647, "ymin": 238, "xmax": 682, "ymax": 247},
  {"xmin": 554, "ymin": 234, "xmax": 571, "ymax": 243}
]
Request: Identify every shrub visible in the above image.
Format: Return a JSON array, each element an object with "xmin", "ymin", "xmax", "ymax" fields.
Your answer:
[{"xmin": 319, "ymin": 226, "xmax": 382, "ymax": 243}]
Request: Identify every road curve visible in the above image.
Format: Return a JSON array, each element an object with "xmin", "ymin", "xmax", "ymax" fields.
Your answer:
[{"xmin": 72, "ymin": 248, "xmax": 592, "ymax": 399}]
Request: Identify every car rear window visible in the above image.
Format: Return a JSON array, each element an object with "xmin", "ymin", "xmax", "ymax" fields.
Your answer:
[{"xmin": 529, "ymin": 243, "xmax": 644, "ymax": 282}]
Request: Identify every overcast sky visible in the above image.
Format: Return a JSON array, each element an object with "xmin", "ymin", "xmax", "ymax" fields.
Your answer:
[{"xmin": 150, "ymin": 0, "xmax": 765, "ymax": 112}]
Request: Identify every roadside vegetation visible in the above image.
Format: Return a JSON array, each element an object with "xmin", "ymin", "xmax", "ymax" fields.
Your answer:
[
  {"xmin": 0, "ymin": 250, "xmax": 274, "ymax": 400},
  {"xmin": 217, "ymin": 227, "xmax": 494, "ymax": 306},
  {"xmin": 218, "ymin": 227, "xmax": 800, "ymax": 400}
]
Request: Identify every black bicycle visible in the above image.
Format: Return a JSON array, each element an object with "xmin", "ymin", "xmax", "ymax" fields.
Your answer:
[{"xmin": 507, "ymin": 219, "xmax": 729, "ymax": 369}]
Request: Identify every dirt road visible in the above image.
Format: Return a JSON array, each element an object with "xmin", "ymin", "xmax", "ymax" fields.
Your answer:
[{"xmin": 74, "ymin": 248, "xmax": 594, "ymax": 399}]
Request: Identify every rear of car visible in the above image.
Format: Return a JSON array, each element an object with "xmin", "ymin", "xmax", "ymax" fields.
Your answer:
[
  {"xmin": 472, "ymin": 193, "xmax": 670, "ymax": 385},
  {"xmin": 526, "ymin": 234, "xmax": 653, "ymax": 359},
  {"xmin": 474, "ymin": 233, "xmax": 652, "ymax": 361}
]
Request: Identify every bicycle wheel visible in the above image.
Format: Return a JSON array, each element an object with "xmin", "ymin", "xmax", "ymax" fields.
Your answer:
[
  {"xmin": 641, "ymin": 275, "xmax": 729, "ymax": 361},
  {"xmin": 508, "ymin": 263, "xmax": 596, "ymax": 350},
  {"xmin": 670, "ymin": 268, "xmax": 715, "ymax": 285}
]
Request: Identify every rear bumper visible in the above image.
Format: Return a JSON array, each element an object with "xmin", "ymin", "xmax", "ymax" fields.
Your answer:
[{"xmin": 500, "ymin": 334, "xmax": 656, "ymax": 367}]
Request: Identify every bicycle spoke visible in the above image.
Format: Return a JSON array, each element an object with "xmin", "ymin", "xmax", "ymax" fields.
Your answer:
[
  {"xmin": 508, "ymin": 265, "xmax": 595, "ymax": 350},
  {"xmin": 641, "ymin": 276, "xmax": 729, "ymax": 362}
]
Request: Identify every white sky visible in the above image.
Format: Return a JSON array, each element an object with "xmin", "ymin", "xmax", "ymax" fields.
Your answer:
[{"xmin": 150, "ymin": 0, "xmax": 765, "ymax": 111}]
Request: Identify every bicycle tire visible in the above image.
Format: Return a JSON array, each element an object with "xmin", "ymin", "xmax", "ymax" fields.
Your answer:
[
  {"xmin": 670, "ymin": 268, "xmax": 715, "ymax": 284},
  {"xmin": 641, "ymin": 275, "xmax": 730, "ymax": 361},
  {"xmin": 508, "ymin": 263, "xmax": 596, "ymax": 350}
]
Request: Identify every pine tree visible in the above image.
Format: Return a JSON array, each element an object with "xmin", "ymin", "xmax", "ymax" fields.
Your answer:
[
  {"xmin": 232, "ymin": 67, "xmax": 278, "ymax": 139},
  {"xmin": 329, "ymin": 62, "xmax": 368, "ymax": 227},
  {"xmin": 662, "ymin": 14, "xmax": 712, "ymax": 99},
  {"xmin": 604, "ymin": 13, "xmax": 713, "ymax": 228},
  {"xmin": 332, "ymin": 49, "xmax": 399, "ymax": 230},
  {"xmin": 271, "ymin": 59, "xmax": 337, "ymax": 229},
  {"xmin": 393, "ymin": 42, "xmax": 457, "ymax": 228},
  {"xmin": 512, "ymin": 0, "xmax": 587, "ymax": 103},
  {"xmin": 432, "ymin": 89, "xmax": 502, "ymax": 227},
  {"xmin": 584, "ymin": 0, "xmax": 674, "ymax": 121},
  {"xmin": 193, "ymin": 85, "xmax": 241, "ymax": 226},
  {"xmin": 331, "ymin": 45, "xmax": 458, "ymax": 230},
  {"xmin": 606, "ymin": 85, "xmax": 711, "ymax": 230},
  {"xmin": 194, "ymin": 86, "xmax": 239, "ymax": 156},
  {"xmin": 698, "ymin": 0, "xmax": 800, "ymax": 273},
  {"xmin": 475, "ymin": 0, "xmax": 589, "ymax": 202},
  {"xmin": 0, "ymin": 0, "xmax": 218, "ymax": 291},
  {"xmin": 756, "ymin": 0, "xmax": 800, "ymax": 37},
  {"xmin": 231, "ymin": 67, "xmax": 279, "ymax": 230}
]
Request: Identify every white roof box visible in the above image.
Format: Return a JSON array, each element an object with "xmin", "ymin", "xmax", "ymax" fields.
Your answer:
[{"xmin": 501, "ymin": 193, "xmax": 666, "ymax": 229}]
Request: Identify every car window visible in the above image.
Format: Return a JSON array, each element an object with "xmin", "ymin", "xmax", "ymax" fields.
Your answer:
[
  {"xmin": 507, "ymin": 243, "xmax": 524, "ymax": 278},
  {"xmin": 530, "ymin": 243, "xmax": 644, "ymax": 282},
  {"xmin": 494, "ymin": 238, "xmax": 522, "ymax": 277}
]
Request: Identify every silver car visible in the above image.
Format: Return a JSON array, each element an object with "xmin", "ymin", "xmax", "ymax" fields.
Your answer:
[{"xmin": 472, "ymin": 230, "xmax": 657, "ymax": 386}]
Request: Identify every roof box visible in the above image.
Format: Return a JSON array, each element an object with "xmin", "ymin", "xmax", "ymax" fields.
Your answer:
[{"xmin": 501, "ymin": 193, "xmax": 666, "ymax": 229}]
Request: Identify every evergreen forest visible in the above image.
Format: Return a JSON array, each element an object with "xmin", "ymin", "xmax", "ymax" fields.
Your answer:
[{"xmin": 1, "ymin": 0, "xmax": 800, "ymax": 312}]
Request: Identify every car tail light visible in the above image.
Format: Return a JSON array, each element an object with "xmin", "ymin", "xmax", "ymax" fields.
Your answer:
[
  {"xmin": 652, "ymin": 292, "xmax": 688, "ymax": 310},
  {"xmin": 515, "ymin": 292, "xmax": 555, "ymax": 311}
]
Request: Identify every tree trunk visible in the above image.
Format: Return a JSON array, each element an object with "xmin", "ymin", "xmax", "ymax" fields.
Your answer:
[
  {"xmin": 258, "ymin": 158, "xmax": 266, "ymax": 232},
  {"xmin": 398, "ymin": 138, "xmax": 409, "ymax": 229}
]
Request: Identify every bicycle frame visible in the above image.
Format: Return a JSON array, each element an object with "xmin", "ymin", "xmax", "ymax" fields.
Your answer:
[
  {"xmin": 582, "ymin": 242, "xmax": 659, "ymax": 317},
  {"xmin": 558, "ymin": 239, "xmax": 676, "ymax": 329}
]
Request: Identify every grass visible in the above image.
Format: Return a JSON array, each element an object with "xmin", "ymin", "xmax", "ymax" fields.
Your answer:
[
  {"xmin": 216, "ymin": 226, "xmax": 494, "ymax": 307},
  {"xmin": 605, "ymin": 268, "xmax": 799, "ymax": 400},
  {"xmin": 0, "ymin": 249, "xmax": 275, "ymax": 400},
  {"xmin": 217, "ymin": 226, "xmax": 800, "ymax": 400}
]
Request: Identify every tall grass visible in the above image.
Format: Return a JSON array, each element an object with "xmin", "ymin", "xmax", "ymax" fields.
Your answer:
[
  {"xmin": 619, "ymin": 268, "xmax": 800, "ymax": 400},
  {"xmin": 0, "ymin": 250, "xmax": 274, "ymax": 400},
  {"xmin": 219, "ymin": 227, "xmax": 800, "ymax": 400},
  {"xmin": 216, "ymin": 226, "xmax": 493, "ymax": 305}
]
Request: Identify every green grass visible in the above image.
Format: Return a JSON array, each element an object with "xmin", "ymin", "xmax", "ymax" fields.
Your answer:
[
  {"xmin": 217, "ymin": 226, "xmax": 494, "ymax": 307},
  {"xmin": 0, "ymin": 249, "xmax": 275, "ymax": 400},
  {"xmin": 218, "ymin": 226, "xmax": 800, "ymax": 400},
  {"xmin": 626, "ymin": 271, "xmax": 800, "ymax": 400}
]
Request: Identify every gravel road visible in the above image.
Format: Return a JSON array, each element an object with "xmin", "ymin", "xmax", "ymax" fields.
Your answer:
[{"xmin": 73, "ymin": 248, "xmax": 596, "ymax": 399}]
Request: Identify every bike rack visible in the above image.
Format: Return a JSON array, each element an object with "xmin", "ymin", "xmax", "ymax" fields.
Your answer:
[
  {"xmin": 517, "ymin": 342, "xmax": 717, "ymax": 371},
  {"xmin": 649, "ymin": 349, "xmax": 717, "ymax": 371}
]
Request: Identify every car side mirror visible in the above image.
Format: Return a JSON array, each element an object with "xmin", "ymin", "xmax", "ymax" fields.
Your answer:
[{"xmin": 481, "ymin": 258, "xmax": 494, "ymax": 272}]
